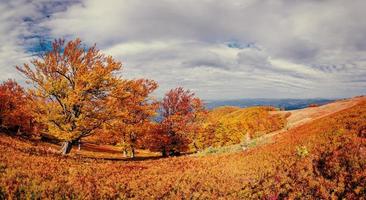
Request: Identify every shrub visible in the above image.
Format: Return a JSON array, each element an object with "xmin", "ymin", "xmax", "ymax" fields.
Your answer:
[{"xmin": 295, "ymin": 145, "xmax": 309, "ymax": 158}]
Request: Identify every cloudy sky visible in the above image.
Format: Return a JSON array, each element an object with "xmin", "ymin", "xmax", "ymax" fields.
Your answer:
[{"xmin": 1, "ymin": 0, "xmax": 365, "ymax": 99}]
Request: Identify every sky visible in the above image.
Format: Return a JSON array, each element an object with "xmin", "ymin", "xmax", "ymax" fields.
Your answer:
[{"xmin": 0, "ymin": 0, "xmax": 365, "ymax": 100}]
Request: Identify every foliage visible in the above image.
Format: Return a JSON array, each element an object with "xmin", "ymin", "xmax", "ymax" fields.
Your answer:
[
  {"xmin": 87, "ymin": 79, "xmax": 158, "ymax": 157},
  {"xmin": 17, "ymin": 39, "xmax": 123, "ymax": 145},
  {"xmin": 295, "ymin": 145, "xmax": 309, "ymax": 158},
  {"xmin": 111, "ymin": 79, "xmax": 158, "ymax": 157},
  {"xmin": 150, "ymin": 87, "xmax": 207, "ymax": 155},
  {"xmin": 15, "ymin": 39, "xmax": 161, "ymax": 155},
  {"xmin": 0, "ymin": 80, "xmax": 34, "ymax": 135},
  {"xmin": 199, "ymin": 106, "xmax": 287, "ymax": 149}
]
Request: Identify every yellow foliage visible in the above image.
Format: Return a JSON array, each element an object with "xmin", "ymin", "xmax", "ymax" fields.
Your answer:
[
  {"xmin": 17, "ymin": 39, "xmax": 123, "ymax": 142},
  {"xmin": 200, "ymin": 106, "xmax": 287, "ymax": 148}
]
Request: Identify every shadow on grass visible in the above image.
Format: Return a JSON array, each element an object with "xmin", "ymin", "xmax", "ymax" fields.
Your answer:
[
  {"xmin": 78, "ymin": 152, "xmax": 194, "ymax": 162},
  {"xmin": 104, "ymin": 156, "xmax": 164, "ymax": 161}
]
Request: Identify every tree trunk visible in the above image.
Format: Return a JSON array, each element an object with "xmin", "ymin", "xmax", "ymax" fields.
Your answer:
[
  {"xmin": 162, "ymin": 147, "xmax": 167, "ymax": 157},
  {"xmin": 123, "ymin": 149, "xmax": 128, "ymax": 157},
  {"xmin": 131, "ymin": 147, "xmax": 135, "ymax": 158},
  {"xmin": 78, "ymin": 139, "xmax": 81, "ymax": 151},
  {"xmin": 16, "ymin": 126, "xmax": 21, "ymax": 135},
  {"xmin": 61, "ymin": 141, "xmax": 73, "ymax": 155},
  {"xmin": 193, "ymin": 142, "xmax": 199, "ymax": 153}
]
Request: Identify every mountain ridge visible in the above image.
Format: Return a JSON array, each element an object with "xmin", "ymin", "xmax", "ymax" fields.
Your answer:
[{"xmin": 204, "ymin": 98, "xmax": 335, "ymax": 110}]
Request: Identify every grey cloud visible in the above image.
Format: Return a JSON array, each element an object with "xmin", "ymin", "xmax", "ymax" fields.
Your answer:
[
  {"xmin": 0, "ymin": 0, "xmax": 365, "ymax": 99},
  {"xmin": 182, "ymin": 52, "xmax": 230, "ymax": 69},
  {"xmin": 274, "ymin": 39, "xmax": 319, "ymax": 63},
  {"xmin": 237, "ymin": 49, "xmax": 270, "ymax": 69}
]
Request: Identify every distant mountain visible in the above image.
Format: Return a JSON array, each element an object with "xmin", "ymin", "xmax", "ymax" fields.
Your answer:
[{"xmin": 204, "ymin": 98, "xmax": 335, "ymax": 110}]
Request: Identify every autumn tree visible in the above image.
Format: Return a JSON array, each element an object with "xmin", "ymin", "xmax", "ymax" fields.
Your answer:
[
  {"xmin": 187, "ymin": 98, "xmax": 208, "ymax": 152},
  {"xmin": 108, "ymin": 79, "xmax": 158, "ymax": 158},
  {"xmin": 0, "ymin": 80, "xmax": 34, "ymax": 135},
  {"xmin": 17, "ymin": 39, "xmax": 123, "ymax": 154},
  {"xmin": 155, "ymin": 87, "xmax": 206, "ymax": 156}
]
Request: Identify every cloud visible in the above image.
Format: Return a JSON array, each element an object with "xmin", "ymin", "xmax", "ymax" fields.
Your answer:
[
  {"xmin": 0, "ymin": 0, "xmax": 76, "ymax": 81},
  {"xmin": 0, "ymin": 1, "xmax": 35, "ymax": 80},
  {"xmin": 1, "ymin": 0, "xmax": 365, "ymax": 99}
]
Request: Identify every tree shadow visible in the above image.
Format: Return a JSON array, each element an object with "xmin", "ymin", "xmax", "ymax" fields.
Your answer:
[{"xmin": 104, "ymin": 156, "xmax": 165, "ymax": 162}]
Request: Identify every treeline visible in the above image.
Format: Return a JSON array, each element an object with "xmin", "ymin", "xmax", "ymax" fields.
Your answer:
[{"xmin": 0, "ymin": 39, "xmax": 286, "ymax": 156}]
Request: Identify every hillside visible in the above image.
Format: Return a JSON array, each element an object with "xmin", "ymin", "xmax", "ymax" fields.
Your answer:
[
  {"xmin": 0, "ymin": 96, "xmax": 365, "ymax": 199},
  {"xmin": 283, "ymin": 97, "xmax": 361, "ymax": 128}
]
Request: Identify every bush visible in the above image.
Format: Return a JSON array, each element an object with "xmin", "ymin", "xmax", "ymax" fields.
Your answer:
[{"xmin": 295, "ymin": 145, "xmax": 309, "ymax": 158}]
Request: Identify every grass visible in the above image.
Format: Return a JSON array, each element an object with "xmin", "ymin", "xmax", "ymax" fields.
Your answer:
[
  {"xmin": 194, "ymin": 135, "xmax": 274, "ymax": 156},
  {"xmin": 0, "ymin": 98, "xmax": 365, "ymax": 199}
]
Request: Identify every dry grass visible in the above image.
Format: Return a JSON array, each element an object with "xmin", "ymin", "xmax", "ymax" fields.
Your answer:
[{"xmin": 0, "ymin": 97, "xmax": 365, "ymax": 199}]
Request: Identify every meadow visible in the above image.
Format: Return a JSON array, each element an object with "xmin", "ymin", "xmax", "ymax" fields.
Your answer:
[{"xmin": 0, "ymin": 97, "xmax": 365, "ymax": 199}]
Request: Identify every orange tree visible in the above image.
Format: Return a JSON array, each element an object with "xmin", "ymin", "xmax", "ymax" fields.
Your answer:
[
  {"xmin": 108, "ymin": 79, "xmax": 158, "ymax": 158},
  {"xmin": 0, "ymin": 80, "xmax": 34, "ymax": 135},
  {"xmin": 17, "ymin": 39, "xmax": 126, "ymax": 154},
  {"xmin": 186, "ymin": 98, "xmax": 208, "ymax": 152},
  {"xmin": 153, "ymin": 87, "xmax": 206, "ymax": 156}
]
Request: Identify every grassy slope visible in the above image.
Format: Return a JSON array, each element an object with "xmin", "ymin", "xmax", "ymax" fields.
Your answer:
[{"xmin": 0, "ymin": 97, "xmax": 365, "ymax": 199}]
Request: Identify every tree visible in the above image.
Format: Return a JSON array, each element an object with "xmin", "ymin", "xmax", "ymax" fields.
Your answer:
[
  {"xmin": 156, "ymin": 87, "xmax": 206, "ymax": 156},
  {"xmin": 0, "ymin": 80, "xmax": 34, "ymax": 135},
  {"xmin": 108, "ymin": 79, "xmax": 158, "ymax": 158},
  {"xmin": 187, "ymin": 98, "xmax": 208, "ymax": 152},
  {"xmin": 17, "ymin": 39, "xmax": 122, "ymax": 154}
]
